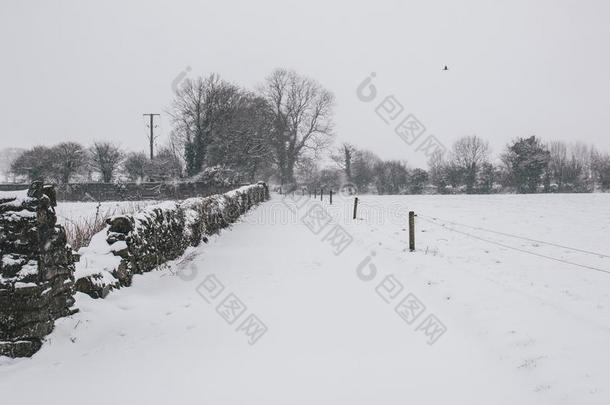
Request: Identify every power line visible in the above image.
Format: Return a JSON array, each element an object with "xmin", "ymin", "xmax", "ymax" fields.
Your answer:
[
  {"xmin": 421, "ymin": 215, "xmax": 610, "ymax": 259},
  {"xmin": 419, "ymin": 216, "xmax": 610, "ymax": 275}
]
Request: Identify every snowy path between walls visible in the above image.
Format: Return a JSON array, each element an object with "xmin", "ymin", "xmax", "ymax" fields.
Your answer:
[{"xmin": 1, "ymin": 193, "xmax": 610, "ymax": 404}]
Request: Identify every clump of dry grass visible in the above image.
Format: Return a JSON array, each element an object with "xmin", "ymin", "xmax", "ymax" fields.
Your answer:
[{"xmin": 63, "ymin": 202, "xmax": 148, "ymax": 250}]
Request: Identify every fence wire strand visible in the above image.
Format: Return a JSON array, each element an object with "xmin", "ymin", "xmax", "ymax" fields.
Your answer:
[
  {"xmin": 419, "ymin": 216, "xmax": 610, "ymax": 275},
  {"xmin": 421, "ymin": 215, "xmax": 610, "ymax": 259}
]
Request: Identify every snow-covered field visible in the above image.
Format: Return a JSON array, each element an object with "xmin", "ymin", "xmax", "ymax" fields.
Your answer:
[
  {"xmin": 2, "ymin": 193, "xmax": 610, "ymax": 404},
  {"xmin": 55, "ymin": 201, "xmax": 157, "ymax": 226}
]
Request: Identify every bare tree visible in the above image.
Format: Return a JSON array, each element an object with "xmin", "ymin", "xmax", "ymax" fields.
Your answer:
[
  {"xmin": 591, "ymin": 148, "xmax": 610, "ymax": 190},
  {"xmin": 260, "ymin": 69, "xmax": 334, "ymax": 184},
  {"xmin": 373, "ymin": 160, "xmax": 409, "ymax": 195},
  {"xmin": 205, "ymin": 92, "xmax": 274, "ymax": 181},
  {"xmin": 351, "ymin": 149, "xmax": 381, "ymax": 192},
  {"xmin": 123, "ymin": 151, "xmax": 149, "ymax": 181},
  {"xmin": 548, "ymin": 141, "xmax": 568, "ymax": 190},
  {"xmin": 548, "ymin": 141, "xmax": 593, "ymax": 192},
  {"xmin": 451, "ymin": 135, "xmax": 490, "ymax": 193},
  {"xmin": 169, "ymin": 74, "xmax": 246, "ymax": 176},
  {"xmin": 295, "ymin": 156, "xmax": 319, "ymax": 189},
  {"xmin": 147, "ymin": 146, "xmax": 183, "ymax": 181},
  {"xmin": 10, "ymin": 146, "xmax": 53, "ymax": 181},
  {"xmin": 331, "ymin": 143, "xmax": 356, "ymax": 182},
  {"xmin": 427, "ymin": 149, "xmax": 446, "ymax": 192},
  {"xmin": 0, "ymin": 148, "xmax": 24, "ymax": 182},
  {"xmin": 89, "ymin": 142, "xmax": 124, "ymax": 183},
  {"xmin": 569, "ymin": 142, "xmax": 592, "ymax": 191},
  {"xmin": 50, "ymin": 142, "xmax": 86, "ymax": 184}
]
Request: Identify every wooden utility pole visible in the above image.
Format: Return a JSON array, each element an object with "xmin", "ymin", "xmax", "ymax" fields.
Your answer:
[
  {"xmin": 409, "ymin": 211, "xmax": 415, "ymax": 252},
  {"xmin": 143, "ymin": 113, "xmax": 160, "ymax": 159}
]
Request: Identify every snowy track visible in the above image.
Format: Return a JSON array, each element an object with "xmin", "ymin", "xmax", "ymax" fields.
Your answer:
[{"xmin": 2, "ymin": 193, "xmax": 610, "ymax": 404}]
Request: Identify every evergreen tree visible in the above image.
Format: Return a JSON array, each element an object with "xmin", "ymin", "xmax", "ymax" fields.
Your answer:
[{"xmin": 502, "ymin": 136, "xmax": 550, "ymax": 193}]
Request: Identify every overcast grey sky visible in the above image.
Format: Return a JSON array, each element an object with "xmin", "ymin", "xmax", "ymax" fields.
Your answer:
[{"xmin": 1, "ymin": 0, "xmax": 609, "ymax": 167}]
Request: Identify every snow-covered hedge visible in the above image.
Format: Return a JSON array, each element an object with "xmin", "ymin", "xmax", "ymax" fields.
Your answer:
[
  {"xmin": 0, "ymin": 182, "xmax": 77, "ymax": 358},
  {"xmin": 74, "ymin": 182, "xmax": 269, "ymax": 298}
]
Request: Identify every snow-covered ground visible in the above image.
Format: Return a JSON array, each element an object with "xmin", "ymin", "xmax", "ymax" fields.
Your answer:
[{"xmin": 2, "ymin": 193, "xmax": 610, "ymax": 404}]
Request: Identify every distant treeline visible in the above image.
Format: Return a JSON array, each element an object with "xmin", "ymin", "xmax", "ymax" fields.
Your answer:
[
  {"xmin": 8, "ymin": 141, "xmax": 181, "ymax": 184},
  {"xmin": 5, "ymin": 67, "xmax": 610, "ymax": 194},
  {"xmin": 7, "ymin": 68, "xmax": 334, "ymax": 186},
  {"xmin": 317, "ymin": 136, "xmax": 610, "ymax": 194}
]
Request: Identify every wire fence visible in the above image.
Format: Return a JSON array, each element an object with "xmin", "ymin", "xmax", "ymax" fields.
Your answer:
[
  {"xmin": 297, "ymin": 188, "xmax": 610, "ymax": 276},
  {"xmin": 418, "ymin": 214, "xmax": 610, "ymax": 275}
]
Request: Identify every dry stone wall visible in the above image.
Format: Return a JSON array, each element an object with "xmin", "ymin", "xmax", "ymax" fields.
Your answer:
[
  {"xmin": 0, "ymin": 182, "xmax": 268, "ymax": 357},
  {"xmin": 75, "ymin": 182, "xmax": 269, "ymax": 298},
  {"xmin": 0, "ymin": 182, "xmax": 77, "ymax": 357},
  {"xmin": 0, "ymin": 181, "xmax": 246, "ymax": 202}
]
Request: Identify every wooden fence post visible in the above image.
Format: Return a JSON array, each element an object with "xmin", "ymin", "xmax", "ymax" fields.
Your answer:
[
  {"xmin": 409, "ymin": 211, "xmax": 415, "ymax": 252},
  {"xmin": 353, "ymin": 197, "xmax": 358, "ymax": 219},
  {"xmin": 329, "ymin": 190, "xmax": 333, "ymax": 205}
]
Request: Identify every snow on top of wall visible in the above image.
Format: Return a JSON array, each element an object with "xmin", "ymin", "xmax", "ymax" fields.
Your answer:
[
  {"xmin": 109, "ymin": 241, "xmax": 127, "ymax": 253},
  {"xmin": 17, "ymin": 260, "xmax": 38, "ymax": 277},
  {"xmin": 2, "ymin": 254, "xmax": 27, "ymax": 267},
  {"xmin": 14, "ymin": 282, "xmax": 37, "ymax": 289},
  {"xmin": 1, "ymin": 209, "xmax": 36, "ymax": 222},
  {"xmin": 0, "ymin": 259, "xmax": 38, "ymax": 284},
  {"xmin": 0, "ymin": 189, "xmax": 37, "ymax": 210},
  {"xmin": 224, "ymin": 185, "xmax": 253, "ymax": 198},
  {"xmin": 180, "ymin": 198, "xmax": 201, "ymax": 232},
  {"xmin": 75, "ymin": 226, "xmax": 121, "ymax": 281}
]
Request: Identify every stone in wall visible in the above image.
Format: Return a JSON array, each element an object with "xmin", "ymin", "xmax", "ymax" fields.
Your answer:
[{"xmin": 0, "ymin": 182, "xmax": 77, "ymax": 358}]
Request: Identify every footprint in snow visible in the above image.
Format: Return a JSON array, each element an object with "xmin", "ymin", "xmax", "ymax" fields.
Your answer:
[{"xmin": 518, "ymin": 356, "xmax": 546, "ymax": 370}]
